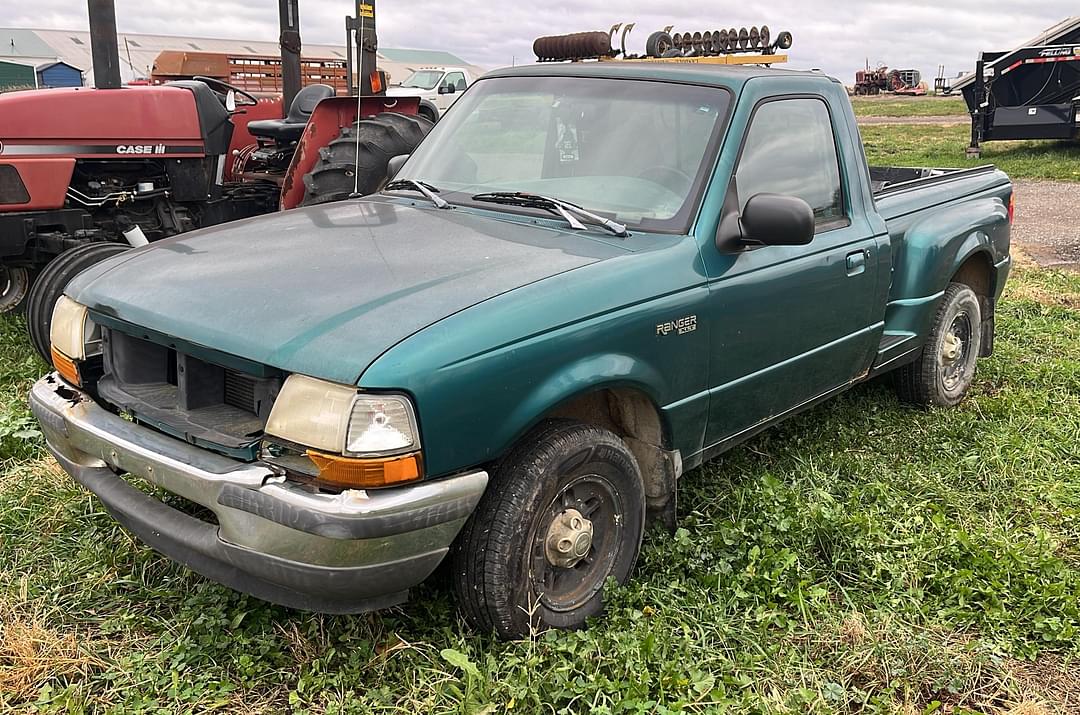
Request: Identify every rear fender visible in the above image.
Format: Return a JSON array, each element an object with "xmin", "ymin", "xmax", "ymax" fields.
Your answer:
[
  {"xmin": 0, "ymin": 158, "xmax": 75, "ymax": 211},
  {"xmin": 279, "ymin": 95, "xmax": 421, "ymax": 210},
  {"xmin": 891, "ymin": 196, "xmax": 1008, "ymax": 301},
  {"xmin": 884, "ymin": 196, "xmax": 1008, "ymax": 342}
]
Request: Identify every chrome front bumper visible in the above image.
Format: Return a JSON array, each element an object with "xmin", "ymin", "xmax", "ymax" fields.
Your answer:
[{"xmin": 29, "ymin": 374, "xmax": 488, "ymax": 613}]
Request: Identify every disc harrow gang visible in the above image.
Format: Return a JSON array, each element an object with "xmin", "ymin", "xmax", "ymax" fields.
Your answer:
[{"xmin": 534, "ymin": 22, "xmax": 793, "ymax": 63}]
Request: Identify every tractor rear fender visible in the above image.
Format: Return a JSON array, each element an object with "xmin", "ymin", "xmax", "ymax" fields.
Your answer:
[{"xmin": 279, "ymin": 95, "xmax": 421, "ymax": 211}]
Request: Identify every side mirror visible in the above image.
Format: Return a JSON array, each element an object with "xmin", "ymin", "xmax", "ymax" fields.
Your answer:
[
  {"xmin": 386, "ymin": 154, "xmax": 409, "ymax": 182},
  {"xmin": 225, "ymin": 89, "xmax": 237, "ymax": 112},
  {"xmin": 739, "ymin": 193, "xmax": 815, "ymax": 247},
  {"xmin": 439, "ymin": 84, "xmax": 456, "ymax": 95}
]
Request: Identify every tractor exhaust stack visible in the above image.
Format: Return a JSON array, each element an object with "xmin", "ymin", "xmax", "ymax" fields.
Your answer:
[
  {"xmin": 278, "ymin": 0, "xmax": 302, "ymax": 111},
  {"xmin": 87, "ymin": 0, "xmax": 122, "ymax": 89}
]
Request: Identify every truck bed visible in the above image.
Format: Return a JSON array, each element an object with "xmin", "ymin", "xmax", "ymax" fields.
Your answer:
[
  {"xmin": 870, "ymin": 164, "xmax": 1008, "ymax": 224},
  {"xmin": 869, "ymin": 165, "xmax": 997, "ymax": 196}
]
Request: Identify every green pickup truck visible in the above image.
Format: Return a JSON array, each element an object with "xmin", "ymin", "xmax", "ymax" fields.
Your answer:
[{"xmin": 30, "ymin": 61, "xmax": 1013, "ymax": 639}]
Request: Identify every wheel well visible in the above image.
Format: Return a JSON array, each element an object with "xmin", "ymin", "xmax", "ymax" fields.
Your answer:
[
  {"xmin": 951, "ymin": 251, "xmax": 996, "ymax": 357},
  {"xmin": 544, "ymin": 388, "xmax": 677, "ymax": 529},
  {"xmin": 952, "ymin": 252, "xmax": 993, "ymax": 300}
]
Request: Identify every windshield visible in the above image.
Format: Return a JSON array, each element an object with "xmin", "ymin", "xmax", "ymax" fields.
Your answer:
[
  {"xmin": 399, "ymin": 70, "xmax": 445, "ymax": 90},
  {"xmin": 394, "ymin": 75, "xmax": 732, "ymax": 232}
]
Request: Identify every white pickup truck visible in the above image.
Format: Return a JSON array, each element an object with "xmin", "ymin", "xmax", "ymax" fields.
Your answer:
[{"xmin": 386, "ymin": 66, "xmax": 476, "ymax": 122}]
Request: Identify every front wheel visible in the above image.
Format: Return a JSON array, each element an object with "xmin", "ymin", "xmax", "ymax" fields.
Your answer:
[
  {"xmin": 452, "ymin": 420, "xmax": 645, "ymax": 639},
  {"xmin": 895, "ymin": 282, "xmax": 982, "ymax": 407}
]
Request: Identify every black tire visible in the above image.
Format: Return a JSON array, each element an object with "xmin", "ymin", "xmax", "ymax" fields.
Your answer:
[
  {"xmin": 452, "ymin": 420, "xmax": 645, "ymax": 639},
  {"xmin": 300, "ymin": 112, "xmax": 433, "ymax": 207},
  {"xmin": 645, "ymin": 31, "xmax": 674, "ymax": 58},
  {"xmin": 26, "ymin": 242, "xmax": 130, "ymax": 363},
  {"xmin": 418, "ymin": 105, "xmax": 438, "ymax": 124},
  {"xmin": 895, "ymin": 282, "xmax": 982, "ymax": 407},
  {"xmin": 0, "ymin": 264, "xmax": 32, "ymax": 314}
]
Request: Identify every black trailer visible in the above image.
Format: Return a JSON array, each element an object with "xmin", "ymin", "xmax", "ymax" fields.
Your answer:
[{"xmin": 954, "ymin": 16, "xmax": 1080, "ymax": 157}]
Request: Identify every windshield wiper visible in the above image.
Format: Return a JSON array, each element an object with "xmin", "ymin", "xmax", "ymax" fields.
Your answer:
[
  {"xmin": 382, "ymin": 179, "xmax": 450, "ymax": 209},
  {"xmin": 471, "ymin": 191, "xmax": 629, "ymax": 238}
]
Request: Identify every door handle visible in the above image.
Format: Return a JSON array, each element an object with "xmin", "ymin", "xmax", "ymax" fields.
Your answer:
[{"xmin": 846, "ymin": 250, "xmax": 867, "ymax": 276}]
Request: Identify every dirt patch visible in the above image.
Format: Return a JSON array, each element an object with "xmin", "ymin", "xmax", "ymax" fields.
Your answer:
[
  {"xmin": 1012, "ymin": 181, "xmax": 1080, "ymax": 271},
  {"xmin": 0, "ymin": 602, "xmax": 111, "ymax": 704},
  {"xmin": 1006, "ymin": 654, "xmax": 1080, "ymax": 714}
]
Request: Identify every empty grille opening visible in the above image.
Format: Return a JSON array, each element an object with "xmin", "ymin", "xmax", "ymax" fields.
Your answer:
[{"xmin": 99, "ymin": 328, "xmax": 281, "ymax": 451}]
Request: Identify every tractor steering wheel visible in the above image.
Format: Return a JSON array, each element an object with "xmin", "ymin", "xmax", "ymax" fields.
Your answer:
[{"xmin": 192, "ymin": 76, "xmax": 260, "ymax": 108}]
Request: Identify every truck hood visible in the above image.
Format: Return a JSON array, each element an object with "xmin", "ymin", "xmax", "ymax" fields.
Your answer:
[{"xmin": 67, "ymin": 199, "xmax": 626, "ymax": 384}]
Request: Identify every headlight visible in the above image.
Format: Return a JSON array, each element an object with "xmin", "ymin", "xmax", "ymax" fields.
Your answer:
[
  {"xmin": 264, "ymin": 375, "xmax": 423, "ymax": 489},
  {"xmin": 265, "ymin": 374, "xmax": 421, "ymax": 459},
  {"xmin": 50, "ymin": 295, "xmax": 101, "ymax": 361},
  {"xmin": 345, "ymin": 395, "xmax": 418, "ymax": 456},
  {"xmin": 264, "ymin": 374, "xmax": 356, "ymax": 453}
]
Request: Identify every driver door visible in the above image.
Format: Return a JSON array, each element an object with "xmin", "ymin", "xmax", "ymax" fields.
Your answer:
[{"xmin": 700, "ymin": 96, "xmax": 885, "ymax": 447}]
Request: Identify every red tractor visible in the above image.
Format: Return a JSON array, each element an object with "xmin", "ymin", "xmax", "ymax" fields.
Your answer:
[{"xmin": 0, "ymin": 0, "xmax": 433, "ymax": 352}]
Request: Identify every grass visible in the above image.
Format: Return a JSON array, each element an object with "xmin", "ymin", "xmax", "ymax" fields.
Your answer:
[
  {"xmin": 0, "ymin": 260, "xmax": 1077, "ymax": 713},
  {"xmin": 861, "ymin": 124, "xmax": 1080, "ymax": 182},
  {"xmin": 850, "ymin": 96, "xmax": 969, "ymax": 118}
]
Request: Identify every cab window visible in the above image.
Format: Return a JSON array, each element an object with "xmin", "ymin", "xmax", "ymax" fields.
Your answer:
[
  {"xmin": 443, "ymin": 72, "xmax": 467, "ymax": 92},
  {"xmin": 735, "ymin": 98, "xmax": 846, "ymax": 229}
]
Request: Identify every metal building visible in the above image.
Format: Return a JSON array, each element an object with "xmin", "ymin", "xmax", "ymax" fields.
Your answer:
[
  {"xmin": 0, "ymin": 59, "xmax": 36, "ymax": 91},
  {"xmin": 36, "ymin": 61, "xmax": 84, "ymax": 88}
]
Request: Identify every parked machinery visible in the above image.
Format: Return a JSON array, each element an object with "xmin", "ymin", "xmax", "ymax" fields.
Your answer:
[
  {"xmin": 853, "ymin": 64, "xmax": 924, "ymax": 95},
  {"xmin": 533, "ymin": 23, "xmax": 793, "ymax": 63},
  {"xmin": 0, "ymin": 0, "xmax": 432, "ymax": 320},
  {"xmin": 957, "ymin": 16, "xmax": 1080, "ymax": 156}
]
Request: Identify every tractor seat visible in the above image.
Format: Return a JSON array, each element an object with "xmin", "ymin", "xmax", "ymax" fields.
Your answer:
[{"xmin": 247, "ymin": 84, "xmax": 336, "ymax": 142}]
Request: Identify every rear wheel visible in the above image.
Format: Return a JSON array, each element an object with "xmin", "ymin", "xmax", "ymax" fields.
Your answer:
[
  {"xmin": 452, "ymin": 420, "xmax": 645, "ymax": 639},
  {"xmin": 26, "ymin": 242, "xmax": 130, "ymax": 363},
  {"xmin": 0, "ymin": 265, "xmax": 32, "ymax": 314},
  {"xmin": 300, "ymin": 112, "xmax": 433, "ymax": 207},
  {"xmin": 895, "ymin": 282, "xmax": 982, "ymax": 407}
]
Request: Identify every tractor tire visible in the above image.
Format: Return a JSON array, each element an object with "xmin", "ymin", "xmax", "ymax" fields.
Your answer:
[
  {"xmin": 26, "ymin": 242, "xmax": 130, "ymax": 364},
  {"xmin": 0, "ymin": 265, "xmax": 33, "ymax": 314},
  {"xmin": 300, "ymin": 112, "xmax": 434, "ymax": 207}
]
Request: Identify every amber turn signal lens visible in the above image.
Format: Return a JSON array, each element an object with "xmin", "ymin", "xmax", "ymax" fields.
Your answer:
[
  {"xmin": 369, "ymin": 71, "xmax": 383, "ymax": 94},
  {"xmin": 305, "ymin": 450, "xmax": 421, "ymax": 490},
  {"xmin": 51, "ymin": 347, "xmax": 81, "ymax": 387}
]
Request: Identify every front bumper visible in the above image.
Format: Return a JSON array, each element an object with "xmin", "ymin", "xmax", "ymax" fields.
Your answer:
[{"xmin": 29, "ymin": 374, "xmax": 488, "ymax": 614}]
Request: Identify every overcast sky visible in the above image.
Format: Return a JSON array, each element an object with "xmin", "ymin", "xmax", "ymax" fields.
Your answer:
[{"xmin": 8, "ymin": 1, "xmax": 1077, "ymax": 84}]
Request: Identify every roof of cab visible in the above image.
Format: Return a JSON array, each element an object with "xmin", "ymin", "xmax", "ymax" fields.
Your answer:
[{"xmin": 483, "ymin": 61, "xmax": 838, "ymax": 89}]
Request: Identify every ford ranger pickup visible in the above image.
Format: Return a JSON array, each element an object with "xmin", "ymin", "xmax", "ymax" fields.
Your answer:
[{"xmin": 30, "ymin": 62, "xmax": 1012, "ymax": 639}]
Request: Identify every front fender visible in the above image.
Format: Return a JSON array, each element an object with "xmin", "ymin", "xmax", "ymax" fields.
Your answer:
[{"xmin": 500, "ymin": 353, "xmax": 669, "ymax": 452}]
